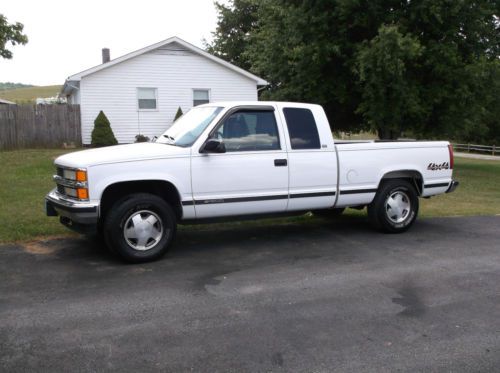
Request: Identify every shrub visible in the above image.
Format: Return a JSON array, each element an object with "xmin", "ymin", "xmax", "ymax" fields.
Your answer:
[
  {"xmin": 135, "ymin": 134, "xmax": 150, "ymax": 143},
  {"xmin": 91, "ymin": 111, "xmax": 118, "ymax": 147},
  {"xmin": 174, "ymin": 106, "xmax": 183, "ymax": 121}
]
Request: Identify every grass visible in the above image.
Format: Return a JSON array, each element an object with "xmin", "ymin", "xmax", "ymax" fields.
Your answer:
[
  {"xmin": 0, "ymin": 149, "xmax": 499, "ymax": 243},
  {"xmin": 0, "ymin": 85, "xmax": 62, "ymax": 104},
  {"xmin": 420, "ymin": 158, "xmax": 500, "ymax": 217},
  {"xmin": 0, "ymin": 149, "xmax": 77, "ymax": 243}
]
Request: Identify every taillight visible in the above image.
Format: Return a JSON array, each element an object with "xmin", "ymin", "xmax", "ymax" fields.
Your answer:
[{"xmin": 448, "ymin": 144, "xmax": 454, "ymax": 169}]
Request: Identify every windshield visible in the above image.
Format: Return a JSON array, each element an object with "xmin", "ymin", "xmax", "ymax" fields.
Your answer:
[{"xmin": 157, "ymin": 106, "xmax": 223, "ymax": 147}]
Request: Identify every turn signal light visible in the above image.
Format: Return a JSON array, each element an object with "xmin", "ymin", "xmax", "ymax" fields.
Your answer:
[
  {"xmin": 76, "ymin": 170, "xmax": 87, "ymax": 182},
  {"xmin": 77, "ymin": 188, "xmax": 89, "ymax": 199}
]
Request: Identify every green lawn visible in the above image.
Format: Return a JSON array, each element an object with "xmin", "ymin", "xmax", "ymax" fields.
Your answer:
[
  {"xmin": 0, "ymin": 149, "xmax": 498, "ymax": 243},
  {"xmin": 420, "ymin": 158, "xmax": 500, "ymax": 217},
  {"xmin": 0, "ymin": 149, "xmax": 76, "ymax": 243}
]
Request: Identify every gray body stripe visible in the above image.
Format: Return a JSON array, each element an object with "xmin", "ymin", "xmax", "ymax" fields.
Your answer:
[
  {"xmin": 180, "ymin": 189, "xmax": 378, "ymax": 206},
  {"xmin": 424, "ymin": 183, "xmax": 450, "ymax": 188}
]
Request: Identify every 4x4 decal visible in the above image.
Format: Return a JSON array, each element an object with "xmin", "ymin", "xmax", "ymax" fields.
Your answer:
[{"xmin": 427, "ymin": 162, "xmax": 450, "ymax": 171}]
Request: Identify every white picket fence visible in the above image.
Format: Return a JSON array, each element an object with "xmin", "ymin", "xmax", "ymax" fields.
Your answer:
[{"xmin": 453, "ymin": 143, "xmax": 497, "ymax": 156}]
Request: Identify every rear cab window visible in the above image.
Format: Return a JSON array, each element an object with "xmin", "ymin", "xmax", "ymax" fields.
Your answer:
[{"xmin": 282, "ymin": 108, "xmax": 321, "ymax": 150}]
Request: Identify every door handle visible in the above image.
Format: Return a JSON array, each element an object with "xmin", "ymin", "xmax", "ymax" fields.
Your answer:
[{"xmin": 274, "ymin": 159, "xmax": 287, "ymax": 167}]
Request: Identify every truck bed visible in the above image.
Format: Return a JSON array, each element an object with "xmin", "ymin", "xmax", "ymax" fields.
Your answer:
[{"xmin": 333, "ymin": 140, "xmax": 452, "ymax": 208}]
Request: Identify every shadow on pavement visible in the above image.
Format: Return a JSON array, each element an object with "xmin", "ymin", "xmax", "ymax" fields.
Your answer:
[{"xmin": 4, "ymin": 214, "xmax": 372, "ymax": 266}]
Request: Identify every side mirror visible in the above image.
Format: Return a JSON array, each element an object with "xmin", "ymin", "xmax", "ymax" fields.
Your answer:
[{"xmin": 200, "ymin": 138, "xmax": 226, "ymax": 153}]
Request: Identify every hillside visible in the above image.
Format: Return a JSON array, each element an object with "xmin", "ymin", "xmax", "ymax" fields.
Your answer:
[{"xmin": 0, "ymin": 85, "xmax": 62, "ymax": 104}]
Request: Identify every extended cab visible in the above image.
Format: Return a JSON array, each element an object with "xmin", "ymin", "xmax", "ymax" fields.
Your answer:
[{"xmin": 46, "ymin": 102, "xmax": 458, "ymax": 262}]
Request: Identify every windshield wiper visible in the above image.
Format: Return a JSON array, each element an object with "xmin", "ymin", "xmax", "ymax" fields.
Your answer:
[{"xmin": 163, "ymin": 134, "xmax": 175, "ymax": 141}]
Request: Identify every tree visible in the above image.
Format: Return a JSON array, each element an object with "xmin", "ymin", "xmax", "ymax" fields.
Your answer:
[
  {"xmin": 463, "ymin": 59, "xmax": 500, "ymax": 144},
  {"xmin": 209, "ymin": 0, "xmax": 500, "ymax": 141},
  {"xmin": 355, "ymin": 25, "xmax": 423, "ymax": 139},
  {"xmin": 91, "ymin": 111, "xmax": 118, "ymax": 147},
  {"xmin": 0, "ymin": 14, "xmax": 28, "ymax": 59},
  {"xmin": 223, "ymin": 0, "xmax": 386, "ymax": 131},
  {"xmin": 396, "ymin": 0, "xmax": 500, "ymax": 141},
  {"xmin": 174, "ymin": 106, "xmax": 183, "ymax": 121},
  {"xmin": 205, "ymin": 0, "xmax": 259, "ymax": 71}
]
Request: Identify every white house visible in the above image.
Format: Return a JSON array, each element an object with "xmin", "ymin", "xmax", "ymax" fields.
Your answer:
[{"xmin": 61, "ymin": 36, "xmax": 267, "ymax": 144}]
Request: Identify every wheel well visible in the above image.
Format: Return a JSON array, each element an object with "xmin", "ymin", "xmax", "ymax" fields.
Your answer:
[
  {"xmin": 379, "ymin": 170, "xmax": 423, "ymax": 195},
  {"xmin": 99, "ymin": 180, "xmax": 182, "ymax": 221}
]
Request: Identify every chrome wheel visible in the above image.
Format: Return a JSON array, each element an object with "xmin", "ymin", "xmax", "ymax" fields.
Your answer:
[
  {"xmin": 385, "ymin": 191, "xmax": 411, "ymax": 224},
  {"xmin": 123, "ymin": 210, "xmax": 163, "ymax": 251}
]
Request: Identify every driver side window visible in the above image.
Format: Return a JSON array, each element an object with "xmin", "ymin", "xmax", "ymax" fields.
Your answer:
[{"xmin": 213, "ymin": 110, "xmax": 280, "ymax": 152}]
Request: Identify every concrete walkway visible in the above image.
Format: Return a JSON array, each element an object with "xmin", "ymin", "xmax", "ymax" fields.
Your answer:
[{"xmin": 454, "ymin": 152, "xmax": 500, "ymax": 161}]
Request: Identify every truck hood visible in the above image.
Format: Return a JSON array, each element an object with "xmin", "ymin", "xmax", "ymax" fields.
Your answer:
[{"xmin": 55, "ymin": 143, "xmax": 190, "ymax": 168}]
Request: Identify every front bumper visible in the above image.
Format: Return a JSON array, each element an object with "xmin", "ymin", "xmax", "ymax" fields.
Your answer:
[
  {"xmin": 45, "ymin": 189, "xmax": 99, "ymax": 225},
  {"xmin": 446, "ymin": 180, "xmax": 459, "ymax": 193}
]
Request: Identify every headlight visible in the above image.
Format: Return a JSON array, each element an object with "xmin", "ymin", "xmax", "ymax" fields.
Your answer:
[
  {"xmin": 62, "ymin": 187, "xmax": 88, "ymax": 200},
  {"xmin": 63, "ymin": 168, "xmax": 87, "ymax": 181},
  {"xmin": 55, "ymin": 166, "xmax": 89, "ymax": 201},
  {"xmin": 63, "ymin": 169, "xmax": 75, "ymax": 180}
]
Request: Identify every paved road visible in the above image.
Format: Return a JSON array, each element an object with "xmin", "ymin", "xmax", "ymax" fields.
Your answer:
[{"xmin": 1, "ymin": 215, "xmax": 500, "ymax": 372}]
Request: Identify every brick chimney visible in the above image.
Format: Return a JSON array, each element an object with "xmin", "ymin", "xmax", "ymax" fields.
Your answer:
[{"xmin": 102, "ymin": 48, "xmax": 110, "ymax": 63}]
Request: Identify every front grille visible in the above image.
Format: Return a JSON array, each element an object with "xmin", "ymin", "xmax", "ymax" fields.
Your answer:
[
  {"xmin": 57, "ymin": 184, "xmax": 65, "ymax": 194},
  {"xmin": 57, "ymin": 167, "xmax": 64, "ymax": 177}
]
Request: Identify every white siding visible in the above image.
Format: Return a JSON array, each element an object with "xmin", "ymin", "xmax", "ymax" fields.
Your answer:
[{"xmin": 80, "ymin": 45, "xmax": 258, "ymax": 144}]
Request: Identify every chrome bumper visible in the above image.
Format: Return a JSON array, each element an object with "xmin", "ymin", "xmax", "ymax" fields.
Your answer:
[
  {"xmin": 45, "ymin": 189, "xmax": 99, "ymax": 225},
  {"xmin": 446, "ymin": 180, "xmax": 459, "ymax": 194}
]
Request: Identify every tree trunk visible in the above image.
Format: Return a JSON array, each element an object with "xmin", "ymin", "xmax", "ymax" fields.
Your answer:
[{"xmin": 377, "ymin": 127, "xmax": 400, "ymax": 140}]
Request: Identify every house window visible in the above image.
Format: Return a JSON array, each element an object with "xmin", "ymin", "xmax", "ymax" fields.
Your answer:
[
  {"xmin": 193, "ymin": 89, "xmax": 209, "ymax": 106},
  {"xmin": 137, "ymin": 88, "xmax": 157, "ymax": 110}
]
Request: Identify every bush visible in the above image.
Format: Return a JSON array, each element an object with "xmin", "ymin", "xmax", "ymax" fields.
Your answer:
[
  {"xmin": 135, "ymin": 134, "xmax": 150, "ymax": 143},
  {"xmin": 91, "ymin": 111, "xmax": 118, "ymax": 147},
  {"xmin": 174, "ymin": 106, "xmax": 183, "ymax": 121}
]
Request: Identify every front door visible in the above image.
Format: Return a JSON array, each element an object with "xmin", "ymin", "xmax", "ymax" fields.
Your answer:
[{"xmin": 191, "ymin": 107, "xmax": 289, "ymax": 219}]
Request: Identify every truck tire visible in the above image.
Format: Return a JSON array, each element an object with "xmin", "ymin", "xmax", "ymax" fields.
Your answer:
[
  {"xmin": 368, "ymin": 179, "xmax": 418, "ymax": 233},
  {"xmin": 313, "ymin": 208, "xmax": 345, "ymax": 218},
  {"xmin": 103, "ymin": 193, "xmax": 176, "ymax": 263}
]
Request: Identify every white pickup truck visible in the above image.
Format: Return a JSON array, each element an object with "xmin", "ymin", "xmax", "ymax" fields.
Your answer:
[{"xmin": 46, "ymin": 102, "xmax": 458, "ymax": 262}]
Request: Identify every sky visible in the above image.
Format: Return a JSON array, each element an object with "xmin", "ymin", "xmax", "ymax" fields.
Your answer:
[{"xmin": 0, "ymin": 0, "xmax": 221, "ymax": 86}]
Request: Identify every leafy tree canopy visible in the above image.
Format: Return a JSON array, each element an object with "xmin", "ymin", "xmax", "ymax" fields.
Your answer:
[
  {"xmin": 0, "ymin": 14, "xmax": 28, "ymax": 59},
  {"xmin": 355, "ymin": 25, "xmax": 424, "ymax": 139},
  {"xmin": 205, "ymin": 0, "xmax": 259, "ymax": 71},
  {"xmin": 208, "ymin": 0, "xmax": 500, "ymax": 141},
  {"xmin": 0, "ymin": 82, "xmax": 33, "ymax": 90}
]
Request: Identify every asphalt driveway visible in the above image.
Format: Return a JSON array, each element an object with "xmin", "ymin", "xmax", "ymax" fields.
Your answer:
[{"xmin": 1, "ymin": 215, "xmax": 499, "ymax": 372}]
